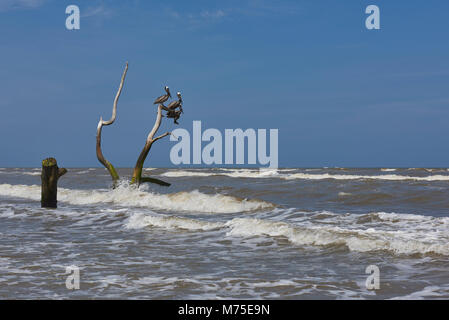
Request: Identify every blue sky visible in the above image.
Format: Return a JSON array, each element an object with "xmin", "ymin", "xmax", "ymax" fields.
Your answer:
[{"xmin": 0, "ymin": 0, "xmax": 448, "ymax": 168}]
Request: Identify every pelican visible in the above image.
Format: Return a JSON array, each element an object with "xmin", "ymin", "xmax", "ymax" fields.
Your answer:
[
  {"xmin": 166, "ymin": 92, "xmax": 183, "ymax": 112},
  {"xmin": 166, "ymin": 92, "xmax": 183, "ymax": 124},
  {"xmin": 153, "ymin": 86, "xmax": 171, "ymax": 105},
  {"xmin": 166, "ymin": 109, "xmax": 182, "ymax": 125}
]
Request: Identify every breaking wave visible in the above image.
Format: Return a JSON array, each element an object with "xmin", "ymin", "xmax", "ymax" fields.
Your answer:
[
  {"xmin": 4, "ymin": 168, "xmax": 449, "ymax": 182},
  {"xmin": 160, "ymin": 168, "xmax": 281, "ymax": 179},
  {"xmin": 0, "ymin": 170, "xmax": 41, "ymax": 176},
  {"xmin": 285, "ymin": 173, "xmax": 449, "ymax": 181},
  {"xmin": 159, "ymin": 169, "xmax": 449, "ymax": 181},
  {"xmin": 126, "ymin": 212, "xmax": 223, "ymax": 231},
  {"xmin": 0, "ymin": 183, "xmax": 273, "ymax": 214},
  {"xmin": 224, "ymin": 217, "xmax": 449, "ymax": 255},
  {"xmin": 124, "ymin": 210, "xmax": 449, "ymax": 256}
]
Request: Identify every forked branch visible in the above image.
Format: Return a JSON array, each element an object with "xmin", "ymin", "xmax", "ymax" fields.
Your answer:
[
  {"xmin": 96, "ymin": 62, "xmax": 128, "ymax": 186},
  {"xmin": 131, "ymin": 104, "xmax": 171, "ymax": 186}
]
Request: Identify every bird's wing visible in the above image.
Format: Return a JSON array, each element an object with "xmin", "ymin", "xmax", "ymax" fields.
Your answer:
[
  {"xmin": 154, "ymin": 95, "xmax": 163, "ymax": 104},
  {"xmin": 166, "ymin": 101, "xmax": 178, "ymax": 109}
]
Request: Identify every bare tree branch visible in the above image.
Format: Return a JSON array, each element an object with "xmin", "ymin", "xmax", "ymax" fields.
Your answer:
[
  {"xmin": 140, "ymin": 177, "xmax": 171, "ymax": 187},
  {"xmin": 96, "ymin": 62, "xmax": 128, "ymax": 186},
  {"xmin": 131, "ymin": 104, "xmax": 171, "ymax": 186},
  {"xmin": 153, "ymin": 131, "xmax": 171, "ymax": 143},
  {"xmin": 57, "ymin": 168, "xmax": 68, "ymax": 179},
  {"xmin": 102, "ymin": 62, "xmax": 128, "ymax": 126}
]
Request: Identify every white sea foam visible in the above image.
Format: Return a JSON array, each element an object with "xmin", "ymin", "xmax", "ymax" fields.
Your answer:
[
  {"xmin": 4, "ymin": 168, "xmax": 449, "ymax": 182},
  {"xmin": 126, "ymin": 212, "xmax": 223, "ymax": 231},
  {"xmin": 390, "ymin": 284, "xmax": 449, "ymax": 299},
  {"xmin": 160, "ymin": 168, "xmax": 281, "ymax": 179},
  {"xmin": 375, "ymin": 211, "xmax": 436, "ymax": 222},
  {"xmin": 76, "ymin": 170, "xmax": 91, "ymax": 174},
  {"xmin": 0, "ymin": 183, "xmax": 273, "ymax": 213},
  {"xmin": 22, "ymin": 171, "xmax": 41, "ymax": 176},
  {"xmin": 161, "ymin": 171, "xmax": 216, "ymax": 178},
  {"xmin": 0, "ymin": 170, "xmax": 41, "ymax": 176},
  {"xmin": 284, "ymin": 173, "xmax": 449, "ymax": 181},
  {"xmin": 159, "ymin": 169, "xmax": 449, "ymax": 181},
  {"xmin": 1, "ymin": 182, "xmax": 447, "ymax": 256},
  {"xmin": 124, "ymin": 209, "xmax": 449, "ymax": 256},
  {"xmin": 0, "ymin": 184, "xmax": 41, "ymax": 201},
  {"xmin": 224, "ymin": 217, "xmax": 449, "ymax": 255},
  {"xmin": 0, "ymin": 207, "xmax": 15, "ymax": 218}
]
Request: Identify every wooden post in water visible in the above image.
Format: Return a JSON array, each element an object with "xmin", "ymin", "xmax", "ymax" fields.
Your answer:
[{"xmin": 41, "ymin": 158, "xmax": 67, "ymax": 208}]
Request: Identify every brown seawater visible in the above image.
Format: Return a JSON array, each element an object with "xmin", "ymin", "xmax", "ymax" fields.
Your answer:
[{"xmin": 0, "ymin": 167, "xmax": 448, "ymax": 299}]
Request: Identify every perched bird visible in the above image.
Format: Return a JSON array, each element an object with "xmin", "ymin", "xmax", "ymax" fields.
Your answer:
[
  {"xmin": 166, "ymin": 92, "xmax": 183, "ymax": 124},
  {"xmin": 166, "ymin": 92, "xmax": 183, "ymax": 112},
  {"xmin": 153, "ymin": 86, "xmax": 171, "ymax": 105},
  {"xmin": 167, "ymin": 110, "xmax": 182, "ymax": 125}
]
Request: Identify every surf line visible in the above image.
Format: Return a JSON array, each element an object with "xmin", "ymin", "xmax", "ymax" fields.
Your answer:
[{"xmin": 169, "ymin": 120, "xmax": 278, "ymax": 168}]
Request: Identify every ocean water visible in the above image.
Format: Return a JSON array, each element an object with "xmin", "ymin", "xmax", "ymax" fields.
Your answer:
[{"xmin": 0, "ymin": 167, "xmax": 448, "ymax": 299}]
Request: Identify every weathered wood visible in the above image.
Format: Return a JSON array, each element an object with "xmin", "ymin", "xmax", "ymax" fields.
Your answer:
[
  {"xmin": 140, "ymin": 177, "xmax": 171, "ymax": 187},
  {"xmin": 58, "ymin": 168, "xmax": 68, "ymax": 178},
  {"xmin": 94, "ymin": 62, "xmax": 179, "ymax": 189},
  {"xmin": 131, "ymin": 104, "xmax": 172, "ymax": 186},
  {"xmin": 96, "ymin": 62, "xmax": 128, "ymax": 187},
  {"xmin": 41, "ymin": 158, "xmax": 67, "ymax": 208}
]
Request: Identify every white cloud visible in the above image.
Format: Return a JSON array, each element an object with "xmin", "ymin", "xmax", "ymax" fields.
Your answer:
[
  {"xmin": 0, "ymin": 0, "xmax": 46, "ymax": 12},
  {"xmin": 200, "ymin": 9, "xmax": 226, "ymax": 19},
  {"xmin": 165, "ymin": 8, "xmax": 228, "ymax": 29},
  {"xmin": 245, "ymin": 0, "xmax": 301, "ymax": 16},
  {"xmin": 81, "ymin": 5, "xmax": 114, "ymax": 18},
  {"xmin": 164, "ymin": 1, "xmax": 300, "ymax": 27}
]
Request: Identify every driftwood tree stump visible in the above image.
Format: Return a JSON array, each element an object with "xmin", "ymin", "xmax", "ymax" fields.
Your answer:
[
  {"xmin": 96, "ymin": 62, "xmax": 174, "ymax": 188},
  {"xmin": 131, "ymin": 104, "xmax": 172, "ymax": 186},
  {"xmin": 96, "ymin": 62, "xmax": 128, "ymax": 188},
  {"xmin": 41, "ymin": 158, "xmax": 67, "ymax": 208}
]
